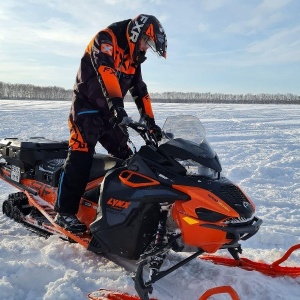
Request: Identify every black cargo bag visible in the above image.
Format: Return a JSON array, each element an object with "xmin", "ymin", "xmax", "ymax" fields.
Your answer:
[{"xmin": 0, "ymin": 137, "xmax": 68, "ymax": 171}]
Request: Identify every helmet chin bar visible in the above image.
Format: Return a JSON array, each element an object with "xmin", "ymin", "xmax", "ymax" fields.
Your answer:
[{"xmin": 135, "ymin": 51, "xmax": 147, "ymax": 66}]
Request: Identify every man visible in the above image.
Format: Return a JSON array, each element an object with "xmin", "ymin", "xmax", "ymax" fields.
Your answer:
[{"xmin": 54, "ymin": 14, "xmax": 167, "ymax": 233}]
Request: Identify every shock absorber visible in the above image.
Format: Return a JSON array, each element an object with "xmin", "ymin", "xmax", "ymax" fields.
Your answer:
[
  {"xmin": 154, "ymin": 209, "xmax": 168, "ymax": 245},
  {"xmin": 148, "ymin": 206, "xmax": 170, "ymax": 279}
]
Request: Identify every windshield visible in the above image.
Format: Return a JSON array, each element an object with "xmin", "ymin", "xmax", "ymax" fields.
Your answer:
[
  {"xmin": 161, "ymin": 115, "xmax": 206, "ymax": 144},
  {"xmin": 159, "ymin": 115, "xmax": 221, "ymax": 175}
]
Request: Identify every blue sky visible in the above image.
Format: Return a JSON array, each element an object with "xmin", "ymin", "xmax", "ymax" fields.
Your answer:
[{"xmin": 0, "ymin": 0, "xmax": 299, "ymax": 95}]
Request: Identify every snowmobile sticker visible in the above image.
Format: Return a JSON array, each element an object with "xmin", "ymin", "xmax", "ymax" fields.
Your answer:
[
  {"xmin": 28, "ymin": 181, "xmax": 55, "ymax": 198},
  {"xmin": 10, "ymin": 165, "xmax": 20, "ymax": 182},
  {"xmin": 107, "ymin": 198, "xmax": 131, "ymax": 210}
]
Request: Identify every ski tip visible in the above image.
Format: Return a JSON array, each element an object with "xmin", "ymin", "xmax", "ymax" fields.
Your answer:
[{"xmin": 88, "ymin": 288, "xmax": 157, "ymax": 300}]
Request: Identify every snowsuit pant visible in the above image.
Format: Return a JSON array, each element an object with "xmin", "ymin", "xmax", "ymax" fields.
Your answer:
[{"xmin": 54, "ymin": 112, "xmax": 132, "ymax": 214}]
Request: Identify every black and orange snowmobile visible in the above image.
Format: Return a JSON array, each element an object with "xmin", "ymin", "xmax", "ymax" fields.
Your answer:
[{"xmin": 0, "ymin": 115, "xmax": 263, "ymax": 300}]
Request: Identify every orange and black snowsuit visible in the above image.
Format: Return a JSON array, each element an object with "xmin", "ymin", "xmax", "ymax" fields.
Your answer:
[
  {"xmin": 55, "ymin": 19, "xmax": 155, "ymax": 214},
  {"xmin": 70, "ymin": 19, "xmax": 155, "ymax": 154}
]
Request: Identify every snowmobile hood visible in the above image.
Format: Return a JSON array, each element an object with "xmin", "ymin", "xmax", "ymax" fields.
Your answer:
[{"xmin": 158, "ymin": 138, "xmax": 222, "ymax": 172}]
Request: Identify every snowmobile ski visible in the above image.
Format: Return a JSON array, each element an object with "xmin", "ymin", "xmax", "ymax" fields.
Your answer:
[
  {"xmin": 200, "ymin": 243, "xmax": 300, "ymax": 278},
  {"xmin": 88, "ymin": 288, "xmax": 157, "ymax": 300},
  {"xmin": 88, "ymin": 286, "xmax": 241, "ymax": 300},
  {"xmin": 198, "ymin": 285, "xmax": 240, "ymax": 300}
]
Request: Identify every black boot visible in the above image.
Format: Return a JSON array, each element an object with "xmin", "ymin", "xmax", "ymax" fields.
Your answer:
[{"xmin": 54, "ymin": 213, "xmax": 87, "ymax": 233}]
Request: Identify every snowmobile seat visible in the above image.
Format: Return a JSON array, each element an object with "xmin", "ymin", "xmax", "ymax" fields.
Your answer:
[
  {"xmin": 33, "ymin": 154, "xmax": 123, "ymax": 187},
  {"xmin": 88, "ymin": 154, "xmax": 124, "ymax": 182}
]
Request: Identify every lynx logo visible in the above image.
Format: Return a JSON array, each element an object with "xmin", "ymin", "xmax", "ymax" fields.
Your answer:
[
  {"xmin": 107, "ymin": 198, "xmax": 131, "ymax": 210},
  {"xmin": 130, "ymin": 15, "xmax": 149, "ymax": 42}
]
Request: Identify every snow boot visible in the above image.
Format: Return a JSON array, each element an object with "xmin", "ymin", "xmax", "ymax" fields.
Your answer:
[{"xmin": 54, "ymin": 213, "xmax": 87, "ymax": 233}]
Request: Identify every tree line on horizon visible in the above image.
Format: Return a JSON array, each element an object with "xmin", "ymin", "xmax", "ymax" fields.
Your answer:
[{"xmin": 0, "ymin": 81, "xmax": 299, "ymax": 104}]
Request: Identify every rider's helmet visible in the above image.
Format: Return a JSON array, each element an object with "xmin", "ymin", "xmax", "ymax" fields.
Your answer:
[{"xmin": 126, "ymin": 14, "xmax": 167, "ymax": 65}]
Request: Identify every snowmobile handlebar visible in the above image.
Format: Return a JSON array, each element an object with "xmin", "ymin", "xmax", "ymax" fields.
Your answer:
[{"xmin": 120, "ymin": 117, "xmax": 160, "ymax": 147}]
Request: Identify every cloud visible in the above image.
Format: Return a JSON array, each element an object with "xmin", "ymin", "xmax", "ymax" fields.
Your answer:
[
  {"xmin": 226, "ymin": 14, "xmax": 285, "ymax": 35},
  {"xmin": 198, "ymin": 22, "xmax": 209, "ymax": 33},
  {"xmin": 200, "ymin": 0, "xmax": 229, "ymax": 11},
  {"xmin": 32, "ymin": 18, "xmax": 88, "ymax": 45},
  {"xmin": 246, "ymin": 25, "xmax": 300, "ymax": 62},
  {"xmin": 0, "ymin": 10, "xmax": 9, "ymax": 21},
  {"xmin": 257, "ymin": 0, "xmax": 292, "ymax": 12},
  {"xmin": 225, "ymin": 0, "xmax": 293, "ymax": 35},
  {"xmin": 156, "ymin": 13, "xmax": 170, "ymax": 23},
  {"xmin": 103, "ymin": 0, "xmax": 166, "ymax": 7},
  {"xmin": 0, "ymin": 0, "xmax": 299, "ymax": 93},
  {"xmin": 186, "ymin": 23, "xmax": 300, "ymax": 69}
]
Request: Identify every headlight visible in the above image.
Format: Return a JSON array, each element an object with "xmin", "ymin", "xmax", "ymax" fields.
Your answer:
[{"xmin": 176, "ymin": 159, "xmax": 218, "ymax": 179}]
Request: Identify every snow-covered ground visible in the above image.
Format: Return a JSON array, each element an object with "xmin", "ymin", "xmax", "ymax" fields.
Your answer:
[{"xmin": 0, "ymin": 100, "xmax": 299, "ymax": 300}]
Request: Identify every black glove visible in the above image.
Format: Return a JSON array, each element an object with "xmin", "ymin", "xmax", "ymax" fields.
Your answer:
[
  {"xmin": 113, "ymin": 106, "xmax": 128, "ymax": 125},
  {"xmin": 147, "ymin": 117, "xmax": 162, "ymax": 142}
]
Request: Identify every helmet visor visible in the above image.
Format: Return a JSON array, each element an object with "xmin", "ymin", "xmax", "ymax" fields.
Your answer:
[
  {"xmin": 142, "ymin": 34, "xmax": 166, "ymax": 58},
  {"xmin": 143, "ymin": 35, "xmax": 157, "ymax": 52}
]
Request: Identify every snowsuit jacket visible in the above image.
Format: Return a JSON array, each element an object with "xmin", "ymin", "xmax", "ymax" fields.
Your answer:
[{"xmin": 71, "ymin": 19, "xmax": 155, "ymax": 122}]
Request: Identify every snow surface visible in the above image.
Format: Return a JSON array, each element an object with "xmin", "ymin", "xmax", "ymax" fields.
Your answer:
[{"xmin": 0, "ymin": 100, "xmax": 299, "ymax": 300}]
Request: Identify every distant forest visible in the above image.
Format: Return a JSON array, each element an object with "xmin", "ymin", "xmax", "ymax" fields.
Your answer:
[{"xmin": 0, "ymin": 81, "xmax": 299, "ymax": 104}]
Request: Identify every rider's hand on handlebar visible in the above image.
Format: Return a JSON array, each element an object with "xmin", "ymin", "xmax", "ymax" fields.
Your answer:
[
  {"xmin": 146, "ymin": 117, "xmax": 163, "ymax": 142},
  {"xmin": 113, "ymin": 106, "xmax": 128, "ymax": 124},
  {"xmin": 150, "ymin": 124, "xmax": 163, "ymax": 142},
  {"xmin": 111, "ymin": 106, "xmax": 130, "ymax": 135}
]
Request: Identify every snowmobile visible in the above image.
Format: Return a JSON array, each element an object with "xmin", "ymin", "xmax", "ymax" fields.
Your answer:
[{"xmin": 1, "ymin": 115, "xmax": 263, "ymax": 300}]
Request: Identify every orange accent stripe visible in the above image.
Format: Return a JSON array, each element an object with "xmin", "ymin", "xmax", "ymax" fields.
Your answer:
[
  {"xmin": 98, "ymin": 65, "xmax": 122, "ymax": 99},
  {"xmin": 24, "ymin": 191, "xmax": 91, "ymax": 247},
  {"xmin": 119, "ymin": 170, "xmax": 160, "ymax": 188},
  {"xmin": 86, "ymin": 177, "xmax": 104, "ymax": 190},
  {"xmin": 77, "ymin": 198, "xmax": 98, "ymax": 229},
  {"xmin": 145, "ymin": 24, "xmax": 155, "ymax": 40},
  {"xmin": 68, "ymin": 118, "xmax": 89, "ymax": 152},
  {"xmin": 85, "ymin": 35, "xmax": 96, "ymax": 55},
  {"xmin": 142, "ymin": 94, "xmax": 154, "ymax": 118},
  {"xmin": 172, "ymin": 185, "xmax": 239, "ymax": 218}
]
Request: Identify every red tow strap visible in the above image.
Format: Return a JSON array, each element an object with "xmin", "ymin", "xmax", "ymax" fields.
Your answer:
[{"xmin": 200, "ymin": 244, "xmax": 300, "ymax": 277}]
